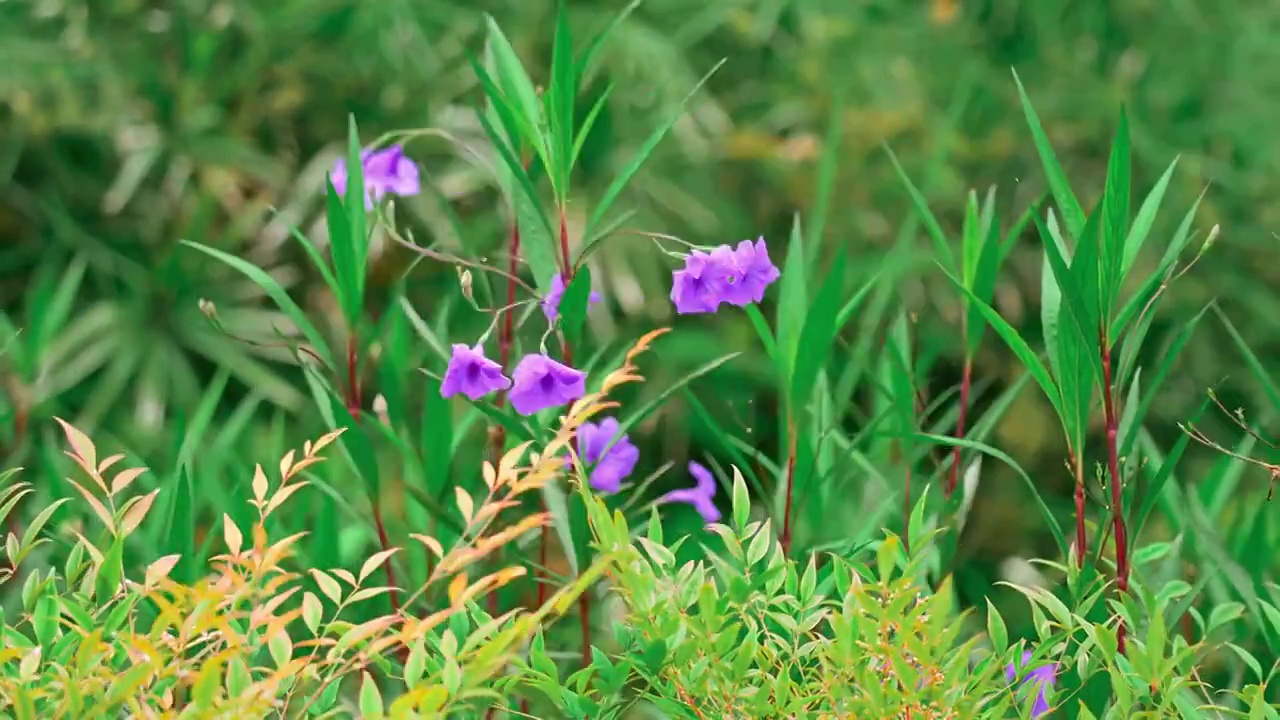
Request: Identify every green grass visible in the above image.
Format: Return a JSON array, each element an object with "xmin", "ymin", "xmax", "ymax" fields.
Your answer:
[{"xmin": 4, "ymin": 0, "xmax": 1280, "ymax": 716}]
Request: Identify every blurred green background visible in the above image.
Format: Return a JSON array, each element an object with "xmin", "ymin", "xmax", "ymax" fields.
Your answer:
[{"xmin": 3, "ymin": 0, "xmax": 1279, "ymax": 619}]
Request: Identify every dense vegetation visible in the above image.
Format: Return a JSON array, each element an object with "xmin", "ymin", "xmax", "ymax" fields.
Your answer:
[{"xmin": 4, "ymin": 1, "xmax": 1280, "ymax": 717}]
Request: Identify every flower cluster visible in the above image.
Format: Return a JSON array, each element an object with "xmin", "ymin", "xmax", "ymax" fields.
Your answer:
[
  {"xmin": 330, "ymin": 144, "xmax": 420, "ymax": 209},
  {"xmin": 441, "ymin": 345, "xmax": 584, "ymax": 417},
  {"xmin": 670, "ymin": 237, "xmax": 779, "ymax": 315}
]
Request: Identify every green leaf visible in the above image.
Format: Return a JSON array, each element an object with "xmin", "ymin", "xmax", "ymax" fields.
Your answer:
[
  {"xmin": 965, "ymin": 192, "xmax": 1012, "ymax": 357},
  {"xmin": 1121, "ymin": 156, "xmax": 1179, "ymax": 277},
  {"xmin": 1111, "ymin": 188, "xmax": 1206, "ymax": 343},
  {"xmin": 1012, "ymin": 70, "xmax": 1085, "ymax": 239},
  {"xmin": 559, "ymin": 266, "xmax": 593, "ymax": 348},
  {"xmin": 885, "ymin": 145, "xmax": 955, "ymax": 272},
  {"xmin": 574, "ymin": 0, "xmax": 641, "ymax": 80},
  {"xmin": 607, "ymin": 352, "xmax": 739, "ymax": 456},
  {"xmin": 420, "ymin": 374, "xmax": 454, "ymax": 500},
  {"xmin": 571, "ymin": 83, "xmax": 615, "ymax": 171},
  {"xmin": 915, "ymin": 432, "xmax": 1069, "ymax": 565},
  {"xmin": 481, "ymin": 16, "xmax": 546, "ymax": 159},
  {"xmin": 180, "ymin": 241, "xmax": 334, "ymax": 369},
  {"xmin": 582, "ymin": 58, "xmax": 725, "ymax": 241},
  {"xmin": 547, "ymin": 2, "xmax": 575, "ymax": 200},
  {"xmin": 942, "ymin": 267, "xmax": 1062, "ymax": 420},
  {"xmin": 775, "ymin": 216, "xmax": 808, "ymax": 384},
  {"xmin": 790, "ymin": 249, "xmax": 847, "ymax": 404},
  {"xmin": 1099, "ymin": 108, "xmax": 1131, "ymax": 320}
]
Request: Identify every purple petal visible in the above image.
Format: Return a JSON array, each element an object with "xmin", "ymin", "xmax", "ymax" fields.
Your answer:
[
  {"xmin": 689, "ymin": 461, "xmax": 716, "ymax": 495},
  {"xmin": 440, "ymin": 343, "xmax": 511, "ymax": 401},
  {"xmin": 509, "ymin": 354, "xmax": 586, "ymax": 416}
]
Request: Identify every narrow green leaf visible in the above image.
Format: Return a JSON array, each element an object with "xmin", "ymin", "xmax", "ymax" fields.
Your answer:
[
  {"xmin": 571, "ymin": 83, "xmax": 615, "ymax": 170},
  {"xmin": 1100, "ymin": 108, "xmax": 1131, "ymax": 319},
  {"xmin": 1121, "ymin": 156, "xmax": 1179, "ymax": 277},
  {"xmin": 345, "ymin": 116, "xmax": 370, "ymax": 297},
  {"xmin": 420, "ymin": 374, "xmax": 454, "ymax": 499},
  {"xmin": 916, "ymin": 431, "xmax": 1069, "ymax": 561},
  {"xmin": 547, "ymin": 3, "xmax": 575, "ymax": 199},
  {"xmin": 885, "ymin": 145, "xmax": 955, "ymax": 272},
  {"xmin": 180, "ymin": 241, "xmax": 334, "ymax": 369},
  {"xmin": 775, "ymin": 216, "xmax": 808, "ymax": 384},
  {"xmin": 481, "ymin": 16, "xmax": 545, "ymax": 156},
  {"xmin": 574, "ymin": 0, "xmax": 641, "ymax": 80},
  {"xmin": 582, "ymin": 59, "xmax": 725, "ymax": 241},
  {"xmin": 942, "ymin": 267, "xmax": 1063, "ymax": 419},
  {"xmin": 1012, "ymin": 70, "xmax": 1085, "ymax": 238},
  {"xmin": 1111, "ymin": 188, "xmax": 1206, "ymax": 342},
  {"xmin": 808, "ymin": 81, "xmax": 846, "ymax": 254},
  {"xmin": 325, "ymin": 180, "xmax": 359, "ymax": 330},
  {"xmin": 559, "ymin": 266, "xmax": 593, "ymax": 348},
  {"xmin": 790, "ymin": 250, "xmax": 847, "ymax": 404},
  {"xmin": 607, "ymin": 352, "xmax": 739, "ymax": 456}
]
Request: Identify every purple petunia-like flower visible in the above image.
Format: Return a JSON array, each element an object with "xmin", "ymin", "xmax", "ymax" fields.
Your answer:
[
  {"xmin": 670, "ymin": 247, "xmax": 737, "ymax": 314},
  {"xmin": 330, "ymin": 144, "xmax": 421, "ymax": 210},
  {"xmin": 508, "ymin": 354, "xmax": 587, "ymax": 416},
  {"xmin": 542, "ymin": 272, "xmax": 603, "ymax": 321},
  {"xmin": 1006, "ymin": 650, "xmax": 1056, "ymax": 718},
  {"xmin": 440, "ymin": 344, "xmax": 511, "ymax": 401},
  {"xmin": 574, "ymin": 417, "xmax": 640, "ymax": 493},
  {"xmin": 662, "ymin": 461, "xmax": 721, "ymax": 523},
  {"xmin": 669, "ymin": 237, "xmax": 780, "ymax": 314},
  {"xmin": 722, "ymin": 237, "xmax": 781, "ymax": 307}
]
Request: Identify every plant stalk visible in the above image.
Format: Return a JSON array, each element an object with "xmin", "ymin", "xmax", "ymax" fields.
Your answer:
[
  {"xmin": 345, "ymin": 331, "xmax": 401, "ymax": 614},
  {"xmin": 1100, "ymin": 336, "xmax": 1129, "ymax": 654},
  {"xmin": 946, "ymin": 357, "xmax": 973, "ymax": 499},
  {"xmin": 780, "ymin": 414, "xmax": 798, "ymax": 556},
  {"xmin": 488, "ymin": 221, "xmax": 522, "ymax": 619},
  {"xmin": 1072, "ymin": 451, "xmax": 1087, "ymax": 569}
]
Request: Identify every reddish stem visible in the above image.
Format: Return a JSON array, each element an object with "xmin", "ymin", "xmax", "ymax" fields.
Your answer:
[
  {"xmin": 345, "ymin": 332, "xmax": 401, "ymax": 614},
  {"xmin": 557, "ymin": 208, "xmax": 572, "ymax": 277},
  {"xmin": 946, "ymin": 358, "xmax": 973, "ymax": 499},
  {"xmin": 345, "ymin": 334, "xmax": 361, "ymax": 419},
  {"xmin": 1100, "ymin": 335, "xmax": 1129, "ymax": 655},
  {"xmin": 780, "ymin": 414, "xmax": 798, "ymax": 556},
  {"xmin": 373, "ymin": 508, "xmax": 401, "ymax": 613},
  {"xmin": 1072, "ymin": 452, "xmax": 1087, "ymax": 569},
  {"xmin": 578, "ymin": 593, "xmax": 592, "ymax": 667},
  {"xmin": 488, "ymin": 221, "xmax": 522, "ymax": 619}
]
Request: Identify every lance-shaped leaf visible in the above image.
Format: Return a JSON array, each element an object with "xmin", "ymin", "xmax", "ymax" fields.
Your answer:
[
  {"xmin": 1099, "ymin": 108, "xmax": 1131, "ymax": 322},
  {"xmin": 790, "ymin": 250, "xmax": 848, "ymax": 405},
  {"xmin": 545, "ymin": 2, "xmax": 576, "ymax": 201},
  {"xmin": 886, "ymin": 146, "xmax": 956, "ymax": 273},
  {"xmin": 582, "ymin": 59, "xmax": 724, "ymax": 242},
  {"xmin": 1013, "ymin": 70, "xmax": 1085, "ymax": 239},
  {"xmin": 943, "ymin": 267, "xmax": 1063, "ymax": 420},
  {"xmin": 1112, "ymin": 187, "xmax": 1206, "ymax": 346},
  {"xmin": 559, "ymin": 266, "xmax": 594, "ymax": 348}
]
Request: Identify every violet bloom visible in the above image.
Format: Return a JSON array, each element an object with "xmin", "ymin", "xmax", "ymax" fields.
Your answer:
[
  {"xmin": 542, "ymin": 272, "xmax": 603, "ymax": 321},
  {"xmin": 440, "ymin": 344, "xmax": 511, "ymax": 401},
  {"xmin": 670, "ymin": 247, "xmax": 738, "ymax": 315},
  {"xmin": 722, "ymin": 237, "xmax": 780, "ymax": 307},
  {"xmin": 575, "ymin": 417, "xmax": 640, "ymax": 493},
  {"xmin": 509, "ymin": 354, "xmax": 587, "ymax": 416},
  {"xmin": 330, "ymin": 144, "xmax": 421, "ymax": 210},
  {"xmin": 662, "ymin": 461, "xmax": 721, "ymax": 523},
  {"xmin": 1006, "ymin": 650, "xmax": 1056, "ymax": 718}
]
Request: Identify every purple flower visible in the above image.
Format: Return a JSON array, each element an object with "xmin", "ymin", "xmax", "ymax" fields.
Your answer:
[
  {"xmin": 509, "ymin": 354, "xmax": 587, "ymax": 416},
  {"xmin": 575, "ymin": 417, "xmax": 640, "ymax": 493},
  {"xmin": 542, "ymin": 272, "xmax": 603, "ymax": 321},
  {"xmin": 1006, "ymin": 650, "xmax": 1056, "ymax": 717},
  {"xmin": 440, "ymin": 344, "xmax": 511, "ymax": 401},
  {"xmin": 722, "ymin": 237, "xmax": 780, "ymax": 306},
  {"xmin": 670, "ymin": 248, "xmax": 738, "ymax": 314},
  {"xmin": 662, "ymin": 461, "xmax": 721, "ymax": 523},
  {"xmin": 329, "ymin": 144, "xmax": 421, "ymax": 210}
]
